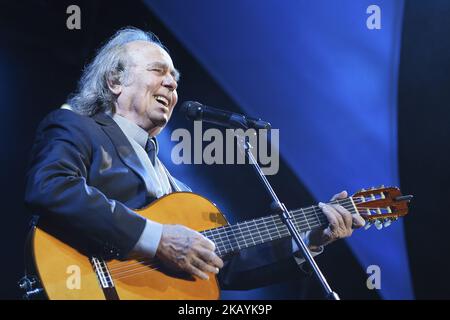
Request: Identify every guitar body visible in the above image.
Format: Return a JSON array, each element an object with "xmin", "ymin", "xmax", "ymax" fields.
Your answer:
[
  {"xmin": 31, "ymin": 192, "xmax": 228, "ymax": 300},
  {"xmin": 27, "ymin": 186, "xmax": 411, "ymax": 299}
]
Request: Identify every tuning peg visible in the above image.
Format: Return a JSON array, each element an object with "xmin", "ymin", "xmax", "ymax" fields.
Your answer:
[
  {"xmin": 374, "ymin": 219, "xmax": 383, "ymax": 230},
  {"xmin": 360, "ymin": 188, "xmax": 366, "ymax": 192},
  {"xmin": 383, "ymin": 219, "xmax": 392, "ymax": 227},
  {"xmin": 364, "ymin": 222, "xmax": 372, "ymax": 230},
  {"xmin": 395, "ymin": 195, "xmax": 414, "ymax": 202}
]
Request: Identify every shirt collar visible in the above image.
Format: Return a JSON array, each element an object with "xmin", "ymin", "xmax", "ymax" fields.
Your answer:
[{"xmin": 112, "ymin": 114, "xmax": 150, "ymax": 150}]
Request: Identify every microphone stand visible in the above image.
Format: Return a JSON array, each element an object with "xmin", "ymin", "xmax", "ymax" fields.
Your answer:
[{"xmin": 236, "ymin": 133, "xmax": 340, "ymax": 300}]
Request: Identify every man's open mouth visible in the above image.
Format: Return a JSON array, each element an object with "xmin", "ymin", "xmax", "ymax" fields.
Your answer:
[{"xmin": 154, "ymin": 95, "xmax": 169, "ymax": 107}]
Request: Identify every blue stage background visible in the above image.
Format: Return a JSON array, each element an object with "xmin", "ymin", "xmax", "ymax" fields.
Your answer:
[{"xmin": 145, "ymin": 0, "xmax": 413, "ymax": 299}]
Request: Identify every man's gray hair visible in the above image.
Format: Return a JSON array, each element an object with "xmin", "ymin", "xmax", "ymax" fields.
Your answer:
[{"xmin": 67, "ymin": 27, "xmax": 166, "ymax": 116}]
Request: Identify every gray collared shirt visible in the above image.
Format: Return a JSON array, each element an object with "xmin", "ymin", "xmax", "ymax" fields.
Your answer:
[{"xmin": 112, "ymin": 114, "xmax": 169, "ymax": 258}]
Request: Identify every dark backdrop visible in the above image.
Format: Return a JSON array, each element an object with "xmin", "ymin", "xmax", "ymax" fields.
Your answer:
[
  {"xmin": 398, "ymin": 0, "xmax": 450, "ymax": 300},
  {"xmin": 0, "ymin": 0, "xmax": 448, "ymax": 299}
]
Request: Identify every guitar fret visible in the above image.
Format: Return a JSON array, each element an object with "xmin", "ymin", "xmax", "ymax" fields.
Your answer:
[
  {"xmin": 216, "ymin": 229, "xmax": 228, "ymax": 256},
  {"xmin": 235, "ymin": 223, "xmax": 246, "ymax": 249},
  {"xmin": 260, "ymin": 216, "xmax": 272, "ymax": 241},
  {"xmin": 224, "ymin": 225, "xmax": 239, "ymax": 253},
  {"xmin": 254, "ymin": 219, "xmax": 264, "ymax": 244},
  {"xmin": 302, "ymin": 208, "xmax": 311, "ymax": 230},
  {"xmin": 219, "ymin": 230, "xmax": 230, "ymax": 251},
  {"xmin": 242, "ymin": 221, "xmax": 256, "ymax": 246},
  {"xmin": 224, "ymin": 225, "xmax": 237, "ymax": 252},
  {"xmin": 214, "ymin": 234, "xmax": 223, "ymax": 257},
  {"xmin": 249, "ymin": 221, "xmax": 259, "ymax": 245},
  {"xmin": 251, "ymin": 220, "xmax": 260, "ymax": 245},
  {"xmin": 349, "ymin": 197, "xmax": 358, "ymax": 215},
  {"xmin": 220, "ymin": 227, "xmax": 234, "ymax": 254},
  {"xmin": 271, "ymin": 215, "xmax": 283, "ymax": 239},
  {"xmin": 311, "ymin": 206, "xmax": 320, "ymax": 228}
]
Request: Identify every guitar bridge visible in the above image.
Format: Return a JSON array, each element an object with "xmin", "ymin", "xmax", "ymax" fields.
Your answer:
[{"xmin": 90, "ymin": 257, "xmax": 115, "ymax": 289}]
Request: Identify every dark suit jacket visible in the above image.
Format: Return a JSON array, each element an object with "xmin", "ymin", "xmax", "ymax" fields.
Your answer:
[{"xmin": 25, "ymin": 109, "xmax": 306, "ymax": 290}]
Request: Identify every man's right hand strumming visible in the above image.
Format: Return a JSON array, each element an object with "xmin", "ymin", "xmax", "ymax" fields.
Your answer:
[{"xmin": 156, "ymin": 224, "xmax": 224, "ymax": 280}]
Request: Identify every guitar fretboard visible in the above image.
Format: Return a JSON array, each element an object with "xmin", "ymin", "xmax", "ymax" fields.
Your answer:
[{"xmin": 201, "ymin": 197, "xmax": 359, "ymax": 257}]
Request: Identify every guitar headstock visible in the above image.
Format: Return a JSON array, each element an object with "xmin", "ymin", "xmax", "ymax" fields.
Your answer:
[{"xmin": 352, "ymin": 186, "xmax": 412, "ymax": 230}]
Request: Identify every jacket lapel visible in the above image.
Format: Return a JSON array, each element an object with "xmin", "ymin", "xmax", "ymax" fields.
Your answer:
[{"xmin": 93, "ymin": 112, "xmax": 154, "ymax": 193}]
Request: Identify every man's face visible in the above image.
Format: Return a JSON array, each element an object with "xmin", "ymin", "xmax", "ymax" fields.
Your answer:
[{"xmin": 115, "ymin": 40, "xmax": 179, "ymax": 136}]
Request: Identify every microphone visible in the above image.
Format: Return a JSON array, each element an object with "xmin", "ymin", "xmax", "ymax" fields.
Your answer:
[{"xmin": 180, "ymin": 101, "xmax": 271, "ymax": 130}]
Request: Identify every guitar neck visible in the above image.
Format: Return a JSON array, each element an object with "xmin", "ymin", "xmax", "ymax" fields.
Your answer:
[{"xmin": 201, "ymin": 197, "xmax": 359, "ymax": 258}]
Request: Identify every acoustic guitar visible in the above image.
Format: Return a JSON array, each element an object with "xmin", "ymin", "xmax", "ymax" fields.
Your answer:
[{"xmin": 22, "ymin": 186, "xmax": 411, "ymax": 300}]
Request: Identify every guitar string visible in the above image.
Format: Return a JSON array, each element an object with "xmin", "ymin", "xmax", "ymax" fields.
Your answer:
[
  {"xmin": 109, "ymin": 199, "xmax": 383, "ymax": 281},
  {"xmin": 107, "ymin": 198, "xmax": 357, "ymax": 271},
  {"xmin": 108, "ymin": 196, "xmax": 363, "ymax": 271},
  {"xmin": 111, "ymin": 205, "xmax": 376, "ymax": 281},
  {"xmin": 200, "ymin": 197, "xmax": 363, "ymax": 252},
  {"xmin": 109, "ymin": 217, "xmax": 325, "ymax": 281},
  {"xmin": 108, "ymin": 215, "xmax": 325, "ymax": 277},
  {"xmin": 106, "ymin": 197, "xmax": 362, "ymax": 273},
  {"xmin": 106, "ymin": 195, "xmax": 371, "ymax": 271},
  {"xmin": 108, "ymin": 215, "xmax": 323, "ymax": 275},
  {"xmin": 109, "ymin": 198, "xmax": 366, "ymax": 274},
  {"xmin": 107, "ymin": 198, "xmax": 364, "ymax": 278}
]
